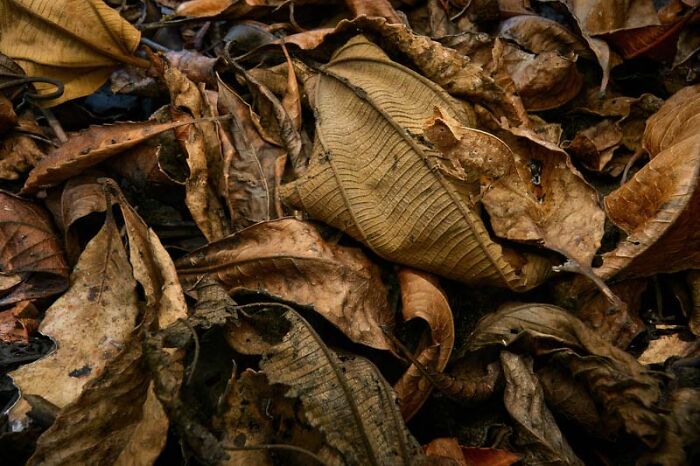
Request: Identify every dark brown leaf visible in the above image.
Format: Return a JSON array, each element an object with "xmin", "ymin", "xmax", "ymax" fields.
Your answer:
[
  {"xmin": 501, "ymin": 351, "xmax": 583, "ymax": 466},
  {"xmin": 0, "ymin": 190, "xmax": 68, "ymax": 305}
]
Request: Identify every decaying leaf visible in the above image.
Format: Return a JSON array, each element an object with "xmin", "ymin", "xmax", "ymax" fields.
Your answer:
[
  {"xmin": 393, "ymin": 268, "xmax": 454, "ymax": 420},
  {"xmin": 282, "ymin": 36, "xmax": 551, "ymax": 290},
  {"xmin": 595, "ymin": 87, "xmax": 700, "ymax": 280},
  {"xmin": 21, "ymin": 119, "xmax": 200, "ymax": 194},
  {"xmin": 576, "ymin": 279, "xmax": 648, "ymax": 348},
  {"xmin": 0, "ymin": 0, "xmax": 149, "ymax": 106},
  {"xmin": 469, "ymin": 303, "xmax": 666, "ymax": 447},
  {"xmin": 176, "ymin": 218, "xmax": 395, "ymax": 350},
  {"xmin": 0, "ymin": 114, "xmax": 46, "ymax": 181},
  {"xmin": 259, "ymin": 308, "xmax": 423, "ymax": 465},
  {"xmin": 164, "ymin": 63, "xmax": 231, "ymax": 241},
  {"xmin": 8, "ymin": 180, "xmax": 184, "ymax": 464},
  {"xmin": 493, "ymin": 16, "xmax": 589, "ymax": 111},
  {"xmin": 0, "ymin": 300, "xmax": 39, "ymax": 343},
  {"xmin": 216, "ymin": 369, "xmax": 274, "ymax": 466},
  {"xmin": 564, "ymin": 119, "xmax": 624, "ymax": 172},
  {"xmin": 501, "ymin": 351, "xmax": 583, "ymax": 466},
  {"xmin": 9, "ymin": 216, "xmax": 139, "ymax": 413},
  {"xmin": 217, "ymin": 76, "xmax": 287, "ymax": 230},
  {"xmin": 424, "ymin": 109, "xmax": 605, "ymax": 266},
  {"xmin": 0, "ymin": 190, "xmax": 69, "ymax": 305}
]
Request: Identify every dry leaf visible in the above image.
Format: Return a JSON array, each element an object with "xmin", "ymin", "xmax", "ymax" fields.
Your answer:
[
  {"xmin": 494, "ymin": 16, "xmax": 588, "ymax": 111},
  {"xmin": 564, "ymin": 119, "xmax": 624, "ymax": 171},
  {"xmin": 424, "ymin": 438, "xmax": 469, "ymax": 466},
  {"xmin": 576, "ymin": 279, "xmax": 647, "ymax": 348},
  {"xmin": 176, "ymin": 218, "xmax": 395, "ymax": 350},
  {"xmin": 259, "ymin": 308, "xmax": 423, "ymax": 465},
  {"xmin": 424, "ymin": 109, "xmax": 605, "ymax": 266},
  {"xmin": 9, "ymin": 216, "xmax": 139, "ymax": 413},
  {"xmin": 424, "ymin": 438, "xmax": 521, "ymax": 466},
  {"xmin": 0, "ymin": 301, "xmax": 39, "ymax": 343},
  {"xmin": 469, "ymin": 303, "xmax": 666, "ymax": 446},
  {"xmin": 643, "ymin": 83, "xmax": 700, "ymax": 156},
  {"xmin": 281, "ymin": 36, "xmax": 551, "ymax": 290},
  {"xmin": 216, "ymin": 369, "xmax": 274, "ymax": 466},
  {"xmin": 0, "ymin": 0, "xmax": 148, "ymax": 106},
  {"xmin": 345, "ymin": 0, "xmax": 402, "ymax": 23},
  {"xmin": 164, "ymin": 63, "xmax": 231, "ymax": 241},
  {"xmin": 595, "ymin": 91, "xmax": 700, "ymax": 280},
  {"xmin": 217, "ymin": 77, "xmax": 287, "ymax": 230},
  {"xmin": 0, "ymin": 114, "xmax": 46, "ymax": 181},
  {"xmin": 501, "ymin": 351, "xmax": 584, "ymax": 466},
  {"xmin": 176, "ymin": 0, "xmax": 235, "ymax": 17},
  {"xmin": 0, "ymin": 190, "xmax": 69, "ymax": 305},
  {"xmin": 21, "ymin": 119, "xmax": 198, "ymax": 194},
  {"xmin": 638, "ymin": 333, "xmax": 699, "ymax": 365},
  {"xmin": 394, "ymin": 268, "xmax": 455, "ymax": 420}
]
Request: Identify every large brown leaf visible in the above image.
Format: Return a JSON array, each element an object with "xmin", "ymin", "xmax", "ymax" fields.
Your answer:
[
  {"xmin": 393, "ymin": 268, "xmax": 454, "ymax": 420},
  {"xmin": 0, "ymin": 190, "xmax": 68, "ymax": 305},
  {"xmin": 0, "ymin": 0, "xmax": 148, "ymax": 106},
  {"xmin": 10, "ymin": 181, "xmax": 185, "ymax": 464},
  {"xmin": 594, "ymin": 88, "xmax": 700, "ymax": 280},
  {"xmin": 259, "ymin": 308, "xmax": 423, "ymax": 465},
  {"xmin": 176, "ymin": 218, "xmax": 394, "ymax": 350},
  {"xmin": 281, "ymin": 36, "xmax": 551, "ymax": 290},
  {"xmin": 9, "ymin": 216, "xmax": 139, "ymax": 412}
]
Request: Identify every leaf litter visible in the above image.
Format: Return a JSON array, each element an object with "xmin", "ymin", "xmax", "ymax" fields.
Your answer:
[{"xmin": 0, "ymin": 0, "xmax": 699, "ymax": 465}]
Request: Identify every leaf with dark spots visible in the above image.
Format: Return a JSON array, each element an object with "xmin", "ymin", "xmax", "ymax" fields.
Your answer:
[
  {"xmin": 0, "ymin": 190, "xmax": 69, "ymax": 305},
  {"xmin": 21, "ymin": 119, "xmax": 200, "ymax": 194}
]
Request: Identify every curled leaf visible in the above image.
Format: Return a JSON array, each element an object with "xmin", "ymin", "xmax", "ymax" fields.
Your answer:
[
  {"xmin": 0, "ymin": 190, "xmax": 68, "ymax": 305},
  {"xmin": 596, "ymin": 88, "xmax": 700, "ymax": 280},
  {"xmin": 393, "ymin": 268, "xmax": 454, "ymax": 420},
  {"xmin": 176, "ymin": 218, "xmax": 395, "ymax": 350},
  {"xmin": 469, "ymin": 303, "xmax": 666, "ymax": 446},
  {"xmin": 22, "ymin": 119, "xmax": 196, "ymax": 194},
  {"xmin": 501, "ymin": 351, "xmax": 583, "ymax": 466},
  {"xmin": 424, "ymin": 110, "xmax": 605, "ymax": 266}
]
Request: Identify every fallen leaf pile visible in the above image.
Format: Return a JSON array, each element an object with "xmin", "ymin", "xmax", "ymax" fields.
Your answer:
[{"xmin": 0, "ymin": 0, "xmax": 699, "ymax": 465}]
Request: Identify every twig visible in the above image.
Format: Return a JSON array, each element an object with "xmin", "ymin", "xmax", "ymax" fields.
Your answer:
[
  {"xmin": 39, "ymin": 107, "xmax": 67, "ymax": 144},
  {"xmin": 180, "ymin": 318, "xmax": 201, "ymax": 385},
  {"xmin": 553, "ymin": 259, "xmax": 624, "ymax": 311}
]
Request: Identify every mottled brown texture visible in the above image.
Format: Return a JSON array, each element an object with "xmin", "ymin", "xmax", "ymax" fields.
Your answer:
[{"xmin": 176, "ymin": 218, "xmax": 394, "ymax": 350}]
